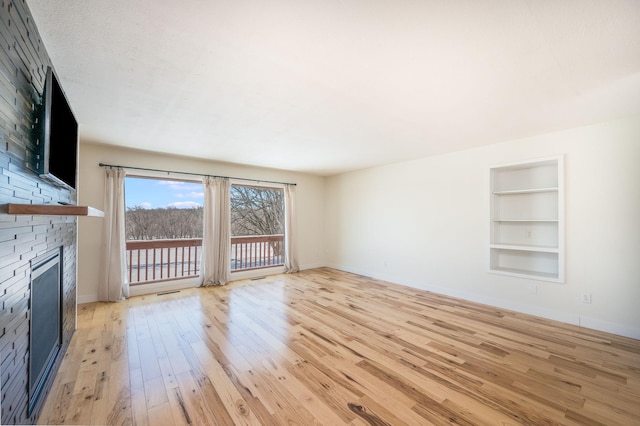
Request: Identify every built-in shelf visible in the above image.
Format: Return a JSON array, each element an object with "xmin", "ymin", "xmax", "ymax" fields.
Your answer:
[
  {"xmin": 2, "ymin": 204, "xmax": 104, "ymax": 217},
  {"xmin": 492, "ymin": 219, "xmax": 558, "ymax": 222},
  {"xmin": 489, "ymin": 156, "xmax": 564, "ymax": 283},
  {"xmin": 492, "ymin": 187, "xmax": 558, "ymax": 195},
  {"xmin": 490, "ymin": 244, "xmax": 559, "ymax": 253},
  {"xmin": 490, "ymin": 266, "xmax": 559, "ymax": 280}
]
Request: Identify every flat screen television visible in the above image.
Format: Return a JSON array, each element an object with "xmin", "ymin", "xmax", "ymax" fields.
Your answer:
[{"xmin": 38, "ymin": 66, "xmax": 78, "ymax": 191}]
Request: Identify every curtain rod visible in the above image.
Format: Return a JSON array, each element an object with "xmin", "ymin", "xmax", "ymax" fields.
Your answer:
[{"xmin": 98, "ymin": 163, "xmax": 296, "ymax": 186}]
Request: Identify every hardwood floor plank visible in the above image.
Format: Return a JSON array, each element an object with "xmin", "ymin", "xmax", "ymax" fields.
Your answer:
[
  {"xmin": 105, "ymin": 359, "xmax": 133, "ymax": 426},
  {"xmin": 130, "ymin": 368, "xmax": 149, "ymax": 426},
  {"xmin": 165, "ymin": 387, "xmax": 193, "ymax": 426},
  {"xmin": 42, "ymin": 381, "xmax": 73, "ymax": 425},
  {"xmin": 173, "ymin": 370, "xmax": 220, "ymax": 425},
  {"xmin": 582, "ymin": 398, "xmax": 640, "ymax": 425},
  {"xmin": 190, "ymin": 340, "xmax": 261, "ymax": 425},
  {"xmin": 286, "ymin": 353, "xmax": 361, "ymax": 423},
  {"xmin": 38, "ymin": 268, "xmax": 640, "ymax": 425},
  {"xmin": 88, "ymin": 370, "xmax": 110, "ymax": 425},
  {"xmin": 240, "ymin": 366, "xmax": 319, "ymax": 425},
  {"xmin": 323, "ymin": 352, "xmax": 438, "ymax": 425},
  {"xmin": 147, "ymin": 402, "xmax": 175, "ymax": 426},
  {"xmin": 348, "ymin": 396, "xmax": 404, "ymax": 426},
  {"xmin": 143, "ymin": 375, "xmax": 168, "ymax": 410}
]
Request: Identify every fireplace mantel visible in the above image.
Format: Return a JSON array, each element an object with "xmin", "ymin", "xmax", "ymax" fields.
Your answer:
[{"xmin": 2, "ymin": 204, "xmax": 104, "ymax": 217}]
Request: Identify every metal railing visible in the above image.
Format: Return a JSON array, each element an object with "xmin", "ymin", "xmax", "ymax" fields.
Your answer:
[{"xmin": 126, "ymin": 234, "xmax": 284, "ymax": 285}]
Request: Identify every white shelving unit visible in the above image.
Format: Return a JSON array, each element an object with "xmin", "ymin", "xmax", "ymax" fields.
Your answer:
[{"xmin": 489, "ymin": 156, "xmax": 564, "ymax": 282}]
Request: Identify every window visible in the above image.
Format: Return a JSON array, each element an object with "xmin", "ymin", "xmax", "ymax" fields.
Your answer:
[
  {"xmin": 230, "ymin": 184, "xmax": 285, "ymax": 271},
  {"xmin": 124, "ymin": 176, "xmax": 204, "ymax": 284}
]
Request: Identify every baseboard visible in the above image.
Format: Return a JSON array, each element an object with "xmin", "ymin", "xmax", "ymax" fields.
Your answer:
[
  {"xmin": 77, "ymin": 294, "xmax": 98, "ymax": 304},
  {"xmin": 230, "ymin": 266, "xmax": 285, "ymax": 281},
  {"xmin": 579, "ymin": 316, "xmax": 640, "ymax": 340},
  {"xmin": 128, "ymin": 277, "xmax": 200, "ymax": 297},
  {"xmin": 326, "ymin": 263, "xmax": 640, "ymax": 340},
  {"xmin": 226, "ymin": 262, "xmax": 325, "ymax": 281},
  {"xmin": 79, "ymin": 278, "xmax": 200, "ymax": 302},
  {"xmin": 300, "ymin": 262, "xmax": 326, "ymax": 270}
]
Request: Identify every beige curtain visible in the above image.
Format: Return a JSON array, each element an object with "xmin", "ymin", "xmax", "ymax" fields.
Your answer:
[
  {"xmin": 98, "ymin": 167, "xmax": 129, "ymax": 301},
  {"xmin": 284, "ymin": 184, "xmax": 299, "ymax": 273},
  {"xmin": 200, "ymin": 177, "xmax": 231, "ymax": 286}
]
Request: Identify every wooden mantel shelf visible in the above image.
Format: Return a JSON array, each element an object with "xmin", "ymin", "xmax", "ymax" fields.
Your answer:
[{"xmin": 2, "ymin": 204, "xmax": 104, "ymax": 217}]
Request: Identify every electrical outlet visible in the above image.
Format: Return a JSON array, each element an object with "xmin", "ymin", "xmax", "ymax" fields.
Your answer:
[{"xmin": 581, "ymin": 293, "xmax": 592, "ymax": 304}]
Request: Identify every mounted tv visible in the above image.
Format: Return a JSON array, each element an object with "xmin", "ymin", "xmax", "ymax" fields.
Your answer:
[{"xmin": 38, "ymin": 66, "xmax": 78, "ymax": 191}]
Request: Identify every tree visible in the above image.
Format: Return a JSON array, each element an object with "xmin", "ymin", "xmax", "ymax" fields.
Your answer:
[
  {"xmin": 126, "ymin": 206, "xmax": 155, "ymax": 240},
  {"xmin": 230, "ymin": 185, "xmax": 284, "ymax": 236},
  {"xmin": 125, "ymin": 206, "xmax": 203, "ymax": 240},
  {"xmin": 124, "ymin": 185, "xmax": 283, "ymax": 242}
]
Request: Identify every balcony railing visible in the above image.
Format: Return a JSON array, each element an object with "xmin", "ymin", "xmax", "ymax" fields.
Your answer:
[
  {"xmin": 231, "ymin": 234, "xmax": 284, "ymax": 271},
  {"xmin": 127, "ymin": 238, "xmax": 201, "ymax": 284},
  {"xmin": 126, "ymin": 234, "xmax": 284, "ymax": 285}
]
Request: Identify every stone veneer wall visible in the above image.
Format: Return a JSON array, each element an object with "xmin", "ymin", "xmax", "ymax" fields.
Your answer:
[{"xmin": 0, "ymin": 1, "xmax": 77, "ymax": 424}]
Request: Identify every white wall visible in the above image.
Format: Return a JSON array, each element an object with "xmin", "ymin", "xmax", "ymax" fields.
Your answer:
[
  {"xmin": 77, "ymin": 142, "xmax": 326, "ymax": 303},
  {"xmin": 324, "ymin": 116, "xmax": 640, "ymax": 339}
]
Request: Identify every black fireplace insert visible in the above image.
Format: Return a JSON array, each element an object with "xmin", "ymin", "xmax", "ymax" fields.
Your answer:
[{"xmin": 28, "ymin": 247, "xmax": 63, "ymax": 415}]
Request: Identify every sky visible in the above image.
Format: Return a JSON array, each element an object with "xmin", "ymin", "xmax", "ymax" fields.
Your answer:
[{"xmin": 124, "ymin": 177, "xmax": 204, "ymax": 209}]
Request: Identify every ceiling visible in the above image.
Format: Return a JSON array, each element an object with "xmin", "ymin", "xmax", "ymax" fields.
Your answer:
[{"xmin": 26, "ymin": 0, "xmax": 640, "ymax": 175}]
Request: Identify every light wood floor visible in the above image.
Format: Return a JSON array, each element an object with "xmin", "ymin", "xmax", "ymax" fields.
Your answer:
[{"xmin": 38, "ymin": 268, "xmax": 640, "ymax": 425}]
